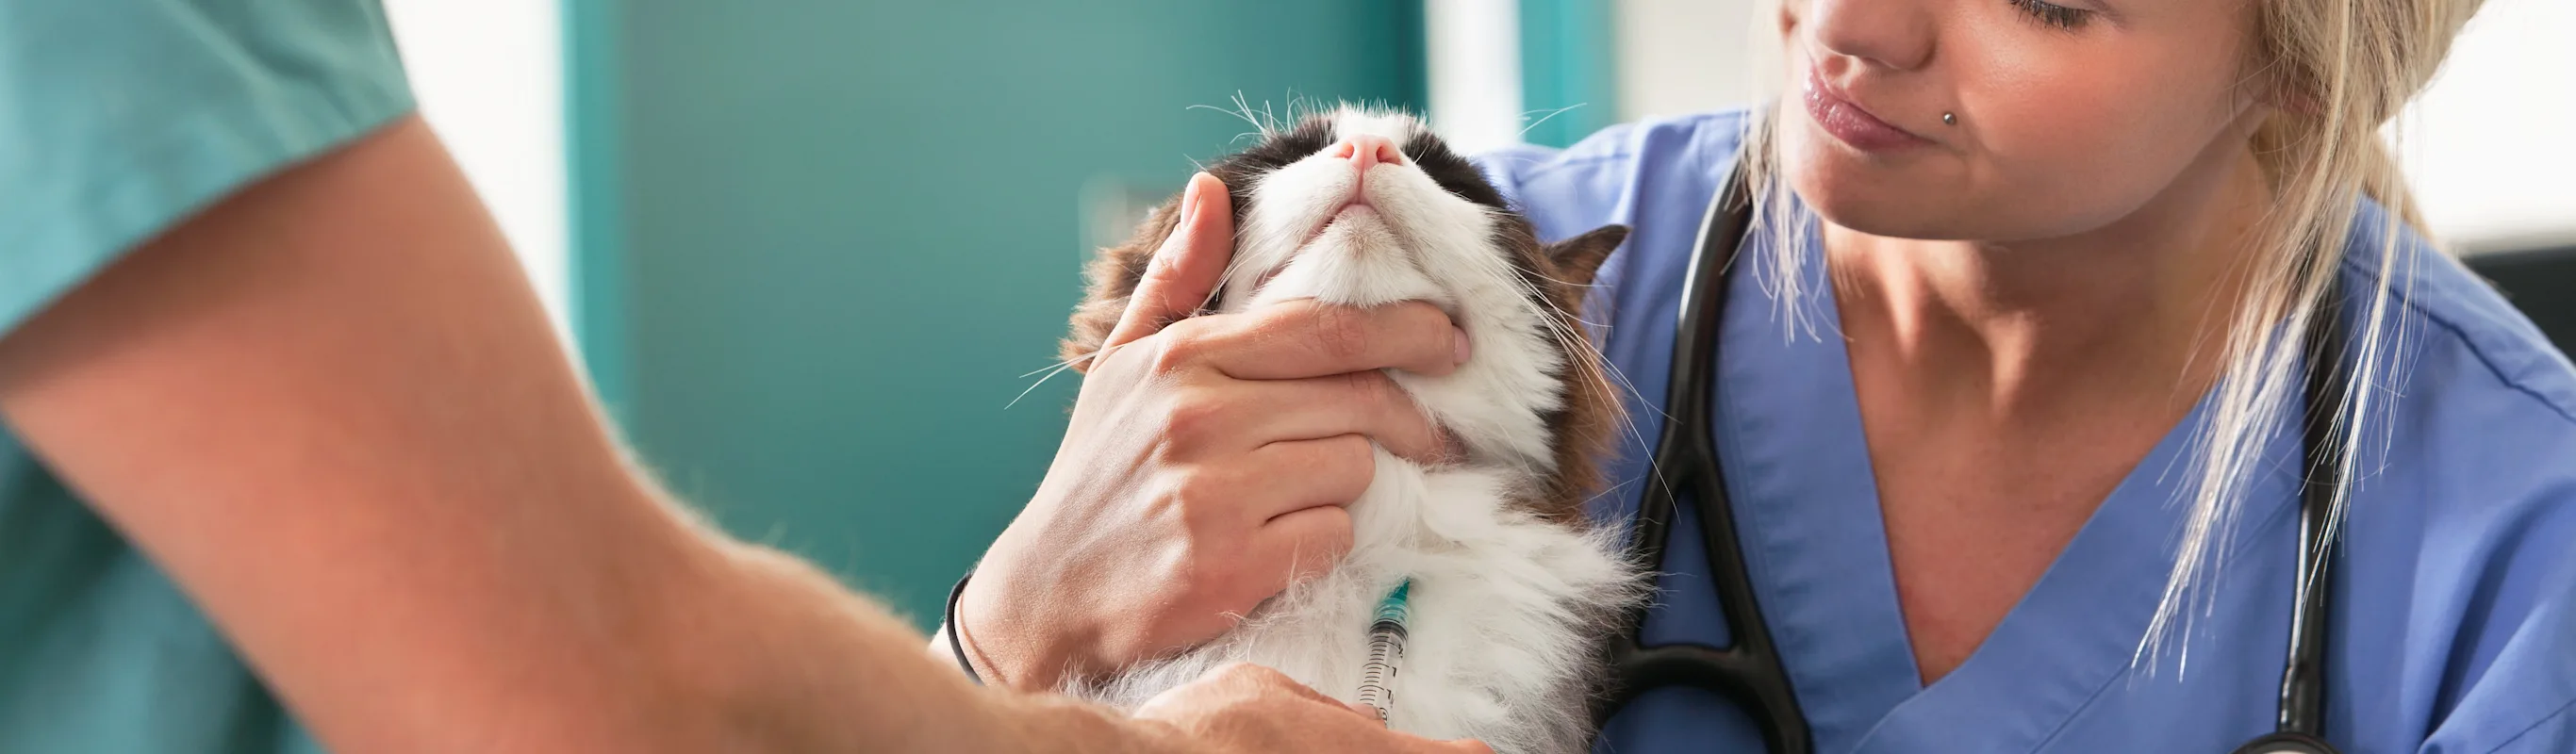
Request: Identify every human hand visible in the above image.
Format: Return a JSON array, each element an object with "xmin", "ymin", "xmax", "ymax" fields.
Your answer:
[
  {"xmin": 948, "ymin": 172, "xmax": 1467, "ymax": 689},
  {"xmin": 1130, "ymin": 664, "xmax": 1492, "ymax": 754}
]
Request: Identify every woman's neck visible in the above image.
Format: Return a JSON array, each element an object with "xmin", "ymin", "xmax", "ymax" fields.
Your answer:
[
  {"xmin": 1825, "ymin": 138, "xmax": 2272, "ymax": 427},
  {"xmin": 1828, "ymin": 135, "xmax": 2277, "ymax": 685}
]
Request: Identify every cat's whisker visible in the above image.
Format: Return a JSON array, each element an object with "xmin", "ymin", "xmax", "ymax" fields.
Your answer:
[
  {"xmin": 1190, "ymin": 96, "xmax": 1268, "ymax": 140},
  {"xmin": 1518, "ymin": 104, "xmax": 1588, "ymax": 139},
  {"xmin": 1018, "ymin": 354, "xmax": 1087, "ymax": 380},
  {"xmin": 1532, "ymin": 303, "xmax": 1678, "ymax": 509},
  {"xmin": 1579, "ymin": 476, "xmax": 1643, "ymax": 511},
  {"xmin": 1524, "ymin": 271, "xmax": 1598, "ymax": 289},
  {"xmin": 1006, "ymin": 358, "xmax": 1085, "ymax": 410},
  {"xmin": 1245, "ymin": 91, "xmax": 1277, "ymax": 137}
]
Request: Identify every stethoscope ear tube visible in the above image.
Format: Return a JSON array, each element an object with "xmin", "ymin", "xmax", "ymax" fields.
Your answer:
[
  {"xmin": 2267, "ymin": 296, "xmax": 2354, "ymax": 752},
  {"xmin": 2231, "ymin": 731, "xmax": 2338, "ymax": 754},
  {"xmin": 1595, "ymin": 161, "xmax": 1814, "ymax": 754},
  {"xmin": 1590, "ymin": 152, "xmax": 2349, "ymax": 754}
]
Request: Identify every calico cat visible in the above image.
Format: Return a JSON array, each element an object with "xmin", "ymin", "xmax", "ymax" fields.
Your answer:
[{"xmin": 1061, "ymin": 107, "xmax": 1639, "ymax": 754}]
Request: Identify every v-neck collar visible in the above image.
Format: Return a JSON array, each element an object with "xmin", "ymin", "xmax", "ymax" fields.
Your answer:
[
  {"xmin": 1708, "ymin": 225, "xmax": 1921, "ymax": 749},
  {"xmin": 1709, "ymin": 224, "xmax": 2277, "ymax": 752}
]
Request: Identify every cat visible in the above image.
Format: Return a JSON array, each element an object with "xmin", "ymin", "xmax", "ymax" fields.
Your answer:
[{"xmin": 1060, "ymin": 106, "xmax": 1640, "ymax": 754}]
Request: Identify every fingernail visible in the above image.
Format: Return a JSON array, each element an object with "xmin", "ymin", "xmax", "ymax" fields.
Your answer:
[
  {"xmin": 1452, "ymin": 327, "xmax": 1472, "ymax": 365},
  {"xmin": 1178, "ymin": 173, "xmax": 1206, "ymax": 227},
  {"xmin": 1152, "ymin": 177, "xmax": 1206, "ymax": 272}
]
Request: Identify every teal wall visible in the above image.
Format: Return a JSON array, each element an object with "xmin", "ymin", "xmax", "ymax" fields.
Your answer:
[
  {"xmin": 1518, "ymin": 0, "xmax": 1619, "ymax": 148},
  {"xmin": 567, "ymin": 2, "xmax": 1425, "ymax": 625}
]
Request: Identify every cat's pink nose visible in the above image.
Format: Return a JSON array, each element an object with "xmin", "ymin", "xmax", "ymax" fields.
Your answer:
[{"xmin": 1331, "ymin": 135, "xmax": 1405, "ymax": 178}]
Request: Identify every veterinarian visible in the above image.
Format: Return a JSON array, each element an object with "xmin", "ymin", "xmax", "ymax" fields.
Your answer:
[
  {"xmin": 953, "ymin": 0, "xmax": 2576, "ymax": 751},
  {"xmin": 0, "ymin": 2, "xmax": 1497, "ymax": 752}
]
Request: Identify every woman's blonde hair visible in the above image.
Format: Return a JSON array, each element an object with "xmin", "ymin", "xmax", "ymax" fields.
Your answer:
[{"xmin": 1736, "ymin": 0, "xmax": 2486, "ymax": 665}]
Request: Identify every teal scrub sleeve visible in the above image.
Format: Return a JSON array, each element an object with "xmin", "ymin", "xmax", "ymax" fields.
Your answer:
[
  {"xmin": 0, "ymin": 0, "xmax": 416, "ymax": 336},
  {"xmin": 0, "ymin": 2, "xmax": 413, "ymax": 752}
]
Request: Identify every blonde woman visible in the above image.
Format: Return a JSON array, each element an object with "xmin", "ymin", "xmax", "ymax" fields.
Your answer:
[{"xmin": 956, "ymin": 0, "xmax": 2576, "ymax": 750}]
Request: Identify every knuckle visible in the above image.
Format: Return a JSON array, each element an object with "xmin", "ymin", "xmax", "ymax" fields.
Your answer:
[
  {"xmin": 1362, "ymin": 371, "xmax": 1412, "ymax": 415},
  {"xmin": 1215, "ymin": 662, "xmax": 1290, "ymax": 688},
  {"xmin": 1148, "ymin": 320, "xmax": 1213, "ymax": 374},
  {"xmin": 1160, "ymin": 393, "xmax": 1224, "ymax": 448},
  {"xmin": 1202, "ymin": 697, "xmax": 1281, "ymax": 729},
  {"xmin": 1402, "ymin": 300, "xmax": 1455, "ymax": 332},
  {"xmin": 1202, "ymin": 538, "xmax": 1251, "ymax": 585},
  {"xmin": 1170, "ymin": 469, "xmax": 1232, "ymax": 531},
  {"xmin": 1176, "ymin": 533, "xmax": 1253, "ymax": 602},
  {"xmin": 1196, "ymin": 663, "xmax": 1265, "ymax": 698},
  {"xmin": 1138, "ymin": 248, "xmax": 1187, "ymax": 286},
  {"xmin": 1166, "ymin": 553, "xmax": 1219, "ymax": 608},
  {"xmin": 1338, "ymin": 438, "xmax": 1380, "ymax": 496},
  {"xmin": 1304, "ymin": 509, "xmax": 1356, "ymax": 556},
  {"xmin": 1175, "ymin": 500, "xmax": 1227, "ymax": 543},
  {"xmin": 1174, "ymin": 467, "xmax": 1251, "ymax": 545},
  {"xmin": 1306, "ymin": 305, "xmax": 1375, "ymax": 362},
  {"xmin": 1338, "ymin": 369, "xmax": 1382, "ymax": 396},
  {"xmin": 1165, "ymin": 545, "xmax": 1227, "ymax": 611},
  {"xmin": 1329, "ymin": 434, "xmax": 1377, "ymax": 469},
  {"xmin": 1329, "ymin": 432, "xmax": 1370, "ymax": 460}
]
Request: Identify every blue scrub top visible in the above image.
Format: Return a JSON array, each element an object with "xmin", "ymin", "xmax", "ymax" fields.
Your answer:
[
  {"xmin": 1480, "ymin": 110, "xmax": 2576, "ymax": 753},
  {"xmin": 0, "ymin": 1, "xmax": 412, "ymax": 751}
]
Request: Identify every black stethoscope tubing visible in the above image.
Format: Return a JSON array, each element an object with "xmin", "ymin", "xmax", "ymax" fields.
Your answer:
[{"xmin": 1593, "ymin": 160, "xmax": 2351, "ymax": 754}]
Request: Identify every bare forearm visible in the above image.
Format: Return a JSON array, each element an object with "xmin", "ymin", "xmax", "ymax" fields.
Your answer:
[
  {"xmin": 0, "ymin": 115, "xmax": 1148, "ymax": 753},
  {"xmin": 685, "ymin": 544, "xmax": 1001, "ymax": 750},
  {"xmin": 710, "ymin": 545, "xmax": 1204, "ymax": 754},
  {"xmin": 926, "ymin": 601, "xmax": 1085, "ymax": 692}
]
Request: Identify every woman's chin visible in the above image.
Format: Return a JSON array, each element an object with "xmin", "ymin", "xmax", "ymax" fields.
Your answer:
[
  {"xmin": 1782, "ymin": 129, "xmax": 1969, "ymax": 240},
  {"xmin": 1786, "ymin": 168, "xmax": 1963, "ymax": 241}
]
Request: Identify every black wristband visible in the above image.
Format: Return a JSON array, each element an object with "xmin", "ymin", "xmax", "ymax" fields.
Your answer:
[{"xmin": 944, "ymin": 566, "xmax": 983, "ymax": 685}]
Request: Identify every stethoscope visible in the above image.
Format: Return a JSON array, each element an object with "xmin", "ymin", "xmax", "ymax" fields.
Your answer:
[{"xmin": 1593, "ymin": 160, "xmax": 2353, "ymax": 754}]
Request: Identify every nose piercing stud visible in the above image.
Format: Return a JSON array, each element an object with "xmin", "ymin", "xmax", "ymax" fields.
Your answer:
[{"xmin": 1942, "ymin": 112, "xmax": 1957, "ymax": 125}]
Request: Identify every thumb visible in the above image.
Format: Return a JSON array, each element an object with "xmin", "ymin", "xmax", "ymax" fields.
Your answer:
[{"xmin": 1100, "ymin": 172, "xmax": 1234, "ymax": 353}]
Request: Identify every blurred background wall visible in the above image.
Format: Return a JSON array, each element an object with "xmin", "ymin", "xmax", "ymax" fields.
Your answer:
[
  {"xmin": 587, "ymin": 1, "xmax": 1428, "ymax": 621},
  {"xmin": 385, "ymin": 0, "xmax": 2573, "ymax": 626}
]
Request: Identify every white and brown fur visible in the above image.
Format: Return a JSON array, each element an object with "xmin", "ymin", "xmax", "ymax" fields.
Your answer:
[{"xmin": 1061, "ymin": 107, "xmax": 1639, "ymax": 753}]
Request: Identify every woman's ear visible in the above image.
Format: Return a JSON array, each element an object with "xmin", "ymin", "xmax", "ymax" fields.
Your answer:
[
  {"xmin": 2266, "ymin": 89, "xmax": 2324, "ymax": 119},
  {"xmin": 2251, "ymin": 61, "xmax": 2324, "ymax": 118},
  {"xmin": 1547, "ymin": 224, "xmax": 1630, "ymax": 288}
]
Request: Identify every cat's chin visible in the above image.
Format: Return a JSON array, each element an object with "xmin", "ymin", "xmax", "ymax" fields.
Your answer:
[{"xmin": 1251, "ymin": 213, "xmax": 1443, "ymax": 312}]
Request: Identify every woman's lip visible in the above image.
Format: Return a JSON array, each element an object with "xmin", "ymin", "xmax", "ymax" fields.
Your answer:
[{"xmin": 1802, "ymin": 68, "xmax": 1933, "ymax": 153}]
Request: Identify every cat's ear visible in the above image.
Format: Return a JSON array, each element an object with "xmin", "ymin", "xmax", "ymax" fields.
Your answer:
[
  {"xmin": 1547, "ymin": 224, "xmax": 1628, "ymax": 288},
  {"xmin": 1064, "ymin": 196, "xmax": 1186, "ymax": 372}
]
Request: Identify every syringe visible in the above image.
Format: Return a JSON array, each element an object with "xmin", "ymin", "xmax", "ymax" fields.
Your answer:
[{"xmin": 1354, "ymin": 579, "xmax": 1412, "ymax": 724}]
